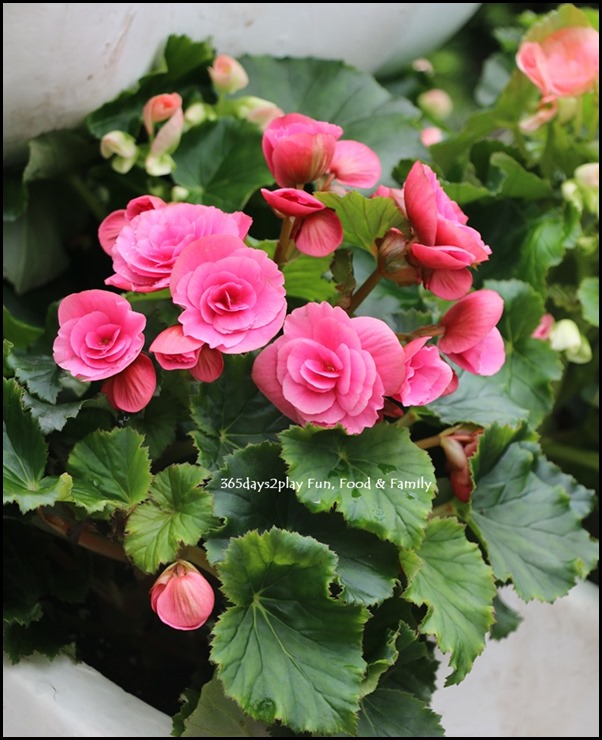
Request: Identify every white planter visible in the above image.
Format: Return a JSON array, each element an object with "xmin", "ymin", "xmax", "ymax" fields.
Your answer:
[
  {"xmin": 2, "ymin": 2, "xmax": 480, "ymax": 158},
  {"xmin": 3, "ymin": 582, "xmax": 599, "ymax": 737}
]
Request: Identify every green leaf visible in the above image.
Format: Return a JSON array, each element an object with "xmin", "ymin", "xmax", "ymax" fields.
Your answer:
[
  {"xmin": 487, "ymin": 152, "xmax": 553, "ymax": 200},
  {"xmin": 361, "ymin": 621, "xmax": 400, "ymax": 699},
  {"xmin": 430, "ymin": 280, "xmax": 562, "ymax": 428},
  {"xmin": 7, "ymin": 349, "xmax": 62, "ymax": 403},
  {"xmin": 315, "ymin": 192, "xmax": 405, "ymax": 255},
  {"xmin": 469, "ymin": 423, "xmax": 534, "ymax": 481},
  {"xmin": 3, "ymin": 520, "xmax": 49, "ymax": 626},
  {"xmin": 3, "ymin": 378, "xmax": 71, "ymax": 512},
  {"xmin": 380, "ymin": 622, "xmax": 438, "ymax": 702},
  {"xmin": 530, "ymin": 444, "xmax": 596, "ymax": 519},
  {"xmin": 206, "ymin": 442, "xmax": 399, "ymax": 607},
  {"xmin": 181, "ymin": 677, "xmax": 270, "ymax": 737},
  {"xmin": 124, "ymin": 464, "xmax": 216, "ymax": 573},
  {"xmin": 23, "ymin": 392, "xmax": 83, "ymax": 435},
  {"xmin": 3, "ymin": 169, "xmax": 28, "ymax": 221},
  {"xmin": 3, "ymin": 306, "xmax": 43, "ymax": 348},
  {"xmin": 67, "ymin": 428, "xmax": 152, "ymax": 513},
  {"xmin": 282, "ymin": 253, "xmax": 337, "ymax": 302},
  {"xmin": 399, "ymin": 517, "xmax": 496, "ymax": 685},
  {"xmin": 3, "ymin": 620, "xmax": 73, "ymax": 665},
  {"xmin": 280, "ymin": 424, "xmax": 436, "ymax": 549},
  {"xmin": 172, "ymin": 119, "xmax": 271, "ymax": 211},
  {"xmin": 515, "ymin": 213, "xmax": 568, "ymax": 295},
  {"xmin": 578, "ymin": 277, "xmax": 599, "ymax": 327},
  {"xmin": 490, "ymin": 593, "xmax": 523, "ymax": 641},
  {"xmin": 190, "ymin": 355, "xmax": 290, "ymax": 470},
  {"xmin": 23, "ymin": 131, "xmax": 97, "ymax": 183},
  {"xmin": 237, "ymin": 55, "xmax": 422, "ymax": 183},
  {"xmin": 469, "ymin": 442, "xmax": 599, "ymax": 601},
  {"xmin": 212, "ymin": 528, "xmax": 367, "ymax": 735},
  {"xmin": 352, "ymin": 689, "xmax": 444, "ymax": 737}
]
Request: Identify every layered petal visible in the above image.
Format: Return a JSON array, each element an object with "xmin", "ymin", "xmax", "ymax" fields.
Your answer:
[
  {"xmin": 444, "ymin": 328, "xmax": 505, "ymax": 376},
  {"xmin": 394, "ymin": 337, "xmax": 453, "ymax": 406},
  {"xmin": 101, "ymin": 353, "xmax": 156, "ymax": 412},
  {"xmin": 438, "ymin": 289, "xmax": 504, "ymax": 354},
  {"xmin": 329, "ymin": 140, "xmax": 382, "ymax": 188},
  {"xmin": 150, "ymin": 560, "xmax": 215, "ymax": 631},
  {"xmin": 294, "ymin": 209, "xmax": 343, "ymax": 257}
]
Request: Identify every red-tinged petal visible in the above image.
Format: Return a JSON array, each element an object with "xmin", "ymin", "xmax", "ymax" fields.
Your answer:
[
  {"xmin": 424, "ymin": 267, "xmax": 473, "ymax": 300},
  {"xmin": 261, "ymin": 188, "xmax": 324, "ymax": 218},
  {"xmin": 150, "ymin": 561, "xmax": 215, "ymax": 631},
  {"xmin": 445, "ymin": 327, "xmax": 505, "ymax": 376},
  {"xmin": 351, "ymin": 316, "xmax": 405, "ymax": 395},
  {"xmin": 98, "ymin": 210, "xmax": 127, "ymax": 255},
  {"xmin": 295, "ymin": 210, "xmax": 343, "ymax": 257},
  {"xmin": 402, "ymin": 161, "xmax": 437, "ymax": 244},
  {"xmin": 125, "ymin": 194, "xmax": 166, "ymax": 220},
  {"xmin": 434, "ymin": 219, "xmax": 491, "ymax": 260},
  {"xmin": 441, "ymin": 369, "xmax": 459, "ymax": 396},
  {"xmin": 150, "ymin": 108, "xmax": 184, "ymax": 156},
  {"xmin": 330, "ymin": 140, "xmax": 382, "ymax": 188},
  {"xmin": 516, "ymin": 41, "xmax": 552, "ymax": 97},
  {"xmin": 438, "ymin": 290, "xmax": 504, "ymax": 354},
  {"xmin": 150, "ymin": 325, "xmax": 205, "ymax": 355},
  {"xmin": 271, "ymin": 133, "xmax": 337, "ymax": 187},
  {"xmin": 410, "ymin": 243, "xmax": 475, "ymax": 269},
  {"xmin": 101, "ymin": 353, "xmax": 156, "ymax": 413},
  {"xmin": 189, "ymin": 345, "xmax": 224, "ymax": 382}
]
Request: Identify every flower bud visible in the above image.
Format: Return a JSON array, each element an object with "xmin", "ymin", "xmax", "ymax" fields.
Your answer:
[
  {"xmin": 418, "ymin": 89, "xmax": 453, "ymax": 120},
  {"xmin": 412, "ymin": 58, "xmax": 434, "ymax": 75},
  {"xmin": 143, "ymin": 93, "xmax": 183, "ymax": 138},
  {"xmin": 209, "ymin": 54, "xmax": 249, "ymax": 94},
  {"xmin": 100, "ymin": 131, "xmax": 138, "ymax": 174},
  {"xmin": 531, "ymin": 313, "xmax": 554, "ymax": 340},
  {"xmin": 184, "ymin": 102, "xmax": 215, "ymax": 128},
  {"xmin": 236, "ymin": 96, "xmax": 285, "ymax": 131},
  {"xmin": 549, "ymin": 319, "xmax": 582, "ymax": 353},
  {"xmin": 441, "ymin": 428, "xmax": 482, "ymax": 503},
  {"xmin": 420, "ymin": 126, "xmax": 444, "ymax": 147},
  {"xmin": 377, "ymin": 229, "xmax": 421, "ymax": 285},
  {"xmin": 150, "ymin": 560, "xmax": 215, "ymax": 631},
  {"xmin": 574, "ymin": 163, "xmax": 599, "ymax": 216}
]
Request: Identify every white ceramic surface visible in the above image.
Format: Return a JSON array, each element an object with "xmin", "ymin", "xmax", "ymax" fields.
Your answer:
[
  {"xmin": 2, "ymin": 3, "xmax": 480, "ymax": 158},
  {"xmin": 3, "ymin": 582, "xmax": 599, "ymax": 737}
]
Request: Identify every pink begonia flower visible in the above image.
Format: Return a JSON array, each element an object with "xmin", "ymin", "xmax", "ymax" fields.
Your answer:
[
  {"xmin": 373, "ymin": 185, "xmax": 405, "ymax": 212},
  {"xmin": 328, "ymin": 140, "xmax": 382, "ymax": 189},
  {"xmin": 262, "ymin": 113, "xmax": 343, "ymax": 187},
  {"xmin": 102, "ymin": 353, "xmax": 156, "ymax": 413},
  {"xmin": 252, "ymin": 302, "xmax": 404, "ymax": 434},
  {"xmin": 393, "ymin": 337, "xmax": 454, "ymax": 406},
  {"xmin": 438, "ymin": 289, "xmax": 505, "ymax": 376},
  {"xmin": 261, "ymin": 188, "xmax": 343, "ymax": 257},
  {"xmin": 149, "ymin": 325, "xmax": 224, "ymax": 382},
  {"xmin": 441, "ymin": 429, "xmax": 482, "ymax": 503},
  {"xmin": 403, "ymin": 162, "xmax": 491, "ymax": 300},
  {"xmin": 170, "ymin": 234, "xmax": 286, "ymax": 354},
  {"xmin": 150, "ymin": 560, "xmax": 215, "ymax": 631},
  {"xmin": 420, "ymin": 126, "xmax": 444, "ymax": 147},
  {"xmin": 105, "ymin": 202, "xmax": 252, "ymax": 293},
  {"xmin": 516, "ymin": 27, "xmax": 599, "ymax": 99},
  {"xmin": 531, "ymin": 313, "xmax": 555, "ymax": 340},
  {"xmin": 143, "ymin": 93, "xmax": 183, "ymax": 138},
  {"xmin": 98, "ymin": 195, "xmax": 167, "ymax": 255},
  {"xmin": 53, "ymin": 290, "xmax": 146, "ymax": 382},
  {"xmin": 208, "ymin": 54, "xmax": 249, "ymax": 94}
]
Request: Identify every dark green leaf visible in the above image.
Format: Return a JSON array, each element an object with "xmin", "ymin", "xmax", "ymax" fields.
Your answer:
[
  {"xmin": 23, "ymin": 392, "xmax": 83, "ymax": 435},
  {"xmin": 23, "ymin": 131, "xmax": 96, "ymax": 182},
  {"xmin": 3, "ymin": 620, "xmax": 73, "ymax": 664},
  {"xmin": 67, "ymin": 428, "xmax": 152, "ymax": 513},
  {"xmin": 7, "ymin": 349, "xmax": 62, "ymax": 403},
  {"xmin": 487, "ymin": 152, "xmax": 553, "ymax": 200},
  {"xmin": 353, "ymin": 689, "xmax": 444, "ymax": 737},
  {"xmin": 212, "ymin": 528, "xmax": 367, "ymax": 735},
  {"xmin": 400, "ymin": 517, "xmax": 496, "ymax": 685},
  {"xmin": 490, "ymin": 593, "xmax": 523, "ymax": 640},
  {"xmin": 3, "ymin": 170, "xmax": 28, "ymax": 221},
  {"xmin": 125, "ymin": 464, "xmax": 216, "ymax": 573},
  {"xmin": 190, "ymin": 355, "xmax": 290, "ymax": 470},
  {"xmin": 380, "ymin": 623, "xmax": 438, "ymax": 702},
  {"xmin": 578, "ymin": 277, "xmax": 599, "ymax": 328},
  {"xmin": 515, "ymin": 213, "xmax": 568, "ymax": 295},
  {"xmin": 280, "ymin": 424, "xmax": 436, "ymax": 548},
  {"xmin": 469, "ymin": 442, "xmax": 599, "ymax": 601},
  {"xmin": 172, "ymin": 119, "xmax": 271, "ymax": 211},
  {"xmin": 315, "ymin": 192, "xmax": 406, "ymax": 255},
  {"xmin": 3, "ymin": 306, "xmax": 43, "ymax": 348}
]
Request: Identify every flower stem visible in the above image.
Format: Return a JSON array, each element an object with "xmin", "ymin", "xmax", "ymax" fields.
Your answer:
[
  {"xmin": 415, "ymin": 434, "xmax": 441, "ymax": 450},
  {"xmin": 273, "ymin": 216, "xmax": 295, "ymax": 266},
  {"xmin": 347, "ymin": 268, "xmax": 382, "ymax": 314}
]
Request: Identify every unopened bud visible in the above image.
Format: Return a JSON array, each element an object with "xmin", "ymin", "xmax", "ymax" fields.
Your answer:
[
  {"xmin": 209, "ymin": 54, "xmax": 249, "ymax": 94},
  {"xmin": 420, "ymin": 126, "xmax": 444, "ymax": 147},
  {"xmin": 377, "ymin": 229, "xmax": 421, "ymax": 285},
  {"xmin": 418, "ymin": 89, "xmax": 453, "ymax": 120},
  {"xmin": 184, "ymin": 102, "xmax": 214, "ymax": 128},
  {"xmin": 100, "ymin": 131, "xmax": 138, "ymax": 174},
  {"xmin": 236, "ymin": 96, "xmax": 285, "ymax": 131},
  {"xmin": 412, "ymin": 58, "xmax": 434, "ymax": 75}
]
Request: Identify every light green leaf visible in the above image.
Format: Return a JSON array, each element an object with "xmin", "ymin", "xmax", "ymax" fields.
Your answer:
[
  {"xmin": 181, "ymin": 677, "xmax": 270, "ymax": 737},
  {"xmin": 315, "ymin": 192, "xmax": 406, "ymax": 255},
  {"xmin": 353, "ymin": 689, "xmax": 444, "ymax": 737},
  {"xmin": 7, "ymin": 349, "xmax": 62, "ymax": 403},
  {"xmin": 530, "ymin": 444, "xmax": 596, "ymax": 519},
  {"xmin": 23, "ymin": 392, "xmax": 83, "ymax": 435},
  {"xmin": 125, "ymin": 464, "xmax": 216, "ymax": 573},
  {"xmin": 206, "ymin": 442, "xmax": 399, "ymax": 607},
  {"xmin": 280, "ymin": 424, "xmax": 436, "ymax": 549},
  {"xmin": 236, "ymin": 55, "xmax": 422, "ymax": 183},
  {"xmin": 212, "ymin": 528, "xmax": 367, "ymax": 735},
  {"xmin": 172, "ymin": 119, "xmax": 271, "ymax": 211},
  {"xmin": 469, "ymin": 423, "xmax": 534, "ymax": 481},
  {"xmin": 469, "ymin": 442, "xmax": 599, "ymax": 602},
  {"xmin": 487, "ymin": 152, "xmax": 553, "ymax": 200},
  {"xmin": 400, "ymin": 517, "xmax": 496, "ymax": 685},
  {"xmin": 282, "ymin": 253, "xmax": 337, "ymax": 302},
  {"xmin": 515, "ymin": 213, "xmax": 568, "ymax": 295},
  {"xmin": 3, "ymin": 306, "xmax": 43, "ymax": 348},
  {"xmin": 490, "ymin": 593, "xmax": 523, "ymax": 641},
  {"xmin": 190, "ymin": 355, "xmax": 290, "ymax": 470},
  {"xmin": 3, "ymin": 378, "xmax": 71, "ymax": 512},
  {"xmin": 578, "ymin": 277, "xmax": 599, "ymax": 327},
  {"xmin": 67, "ymin": 428, "xmax": 152, "ymax": 513}
]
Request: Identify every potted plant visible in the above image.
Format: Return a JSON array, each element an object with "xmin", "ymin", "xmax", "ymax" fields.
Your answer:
[{"xmin": 3, "ymin": 3, "xmax": 599, "ymax": 737}]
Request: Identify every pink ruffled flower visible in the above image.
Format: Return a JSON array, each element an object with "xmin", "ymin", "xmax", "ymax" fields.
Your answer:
[
  {"xmin": 98, "ymin": 195, "xmax": 166, "ymax": 256},
  {"xmin": 170, "ymin": 234, "xmax": 286, "ymax": 354},
  {"xmin": 102, "ymin": 353, "xmax": 156, "ymax": 413},
  {"xmin": 252, "ymin": 302, "xmax": 404, "ymax": 434},
  {"xmin": 393, "ymin": 337, "xmax": 454, "ymax": 406},
  {"xmin": 531, "ymin": 313, "xmax": 555, "ymax": 340},
  {"xmin": 104, "ymin": 202, "xmax": 252, "ymax": 293},
  {"xmin": 516, "ymin": 27, "xmax": 599, "ymax": 99},
  {"xmin": 150, "ymin": 560, "xmax": 215, "ymax": 631},
  {"xmin": 53, "ymin": 290, "xmax": 146, "ymax": 382},
  {"xmin": 261, "ymin": 188, "xmax": 343, "ymax": 257},
  {"xmin": 143, "ymin": 93, "xmax": 183, "ymax": 138},
  {"xmin": 438, "ymin": 290, "xmax": 505, "ymax": 376},
  {"xmin": 149, "ymin": 325, "xmax": 223, "ymax": 382},
  {"xmin": 403, "ymin": 162, "xmax": 491, "ymax": 300},
  {"xmin": 208, "ymin": 54, "xmax": 249, "ymax": 94}
]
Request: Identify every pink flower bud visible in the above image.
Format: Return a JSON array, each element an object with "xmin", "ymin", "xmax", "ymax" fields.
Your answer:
[
  {"xmin": 441, "ymin": 428, "xmax": 482, "ymax": 502},
  {"xmin": 101, "ymin": 353, "xmax": 156, "ymax": 413},
  {"xmin": 209, "ymin": 54, "xmax": 249, "ymax": 94},
  {"xmin": 150, "ymin": 560, "xmax": 215, "ymax": 631},
  {"xmin": 143, "ymin": 93, "xmax": 183, "ymax": 138},
  {"xmin": 377, "ymin": 228, "xmax": 421, "ymax": 285},
  {"xmin": 531, "ymin": 313, "xmax": 554, "ymax": 340},
  {"xmin": 418, "ymin": 89, "xmax": 453, "ymax": 120},
  {"xmin": 420, "ymin": 126, "xmax": 444, "ymax": 147}
]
